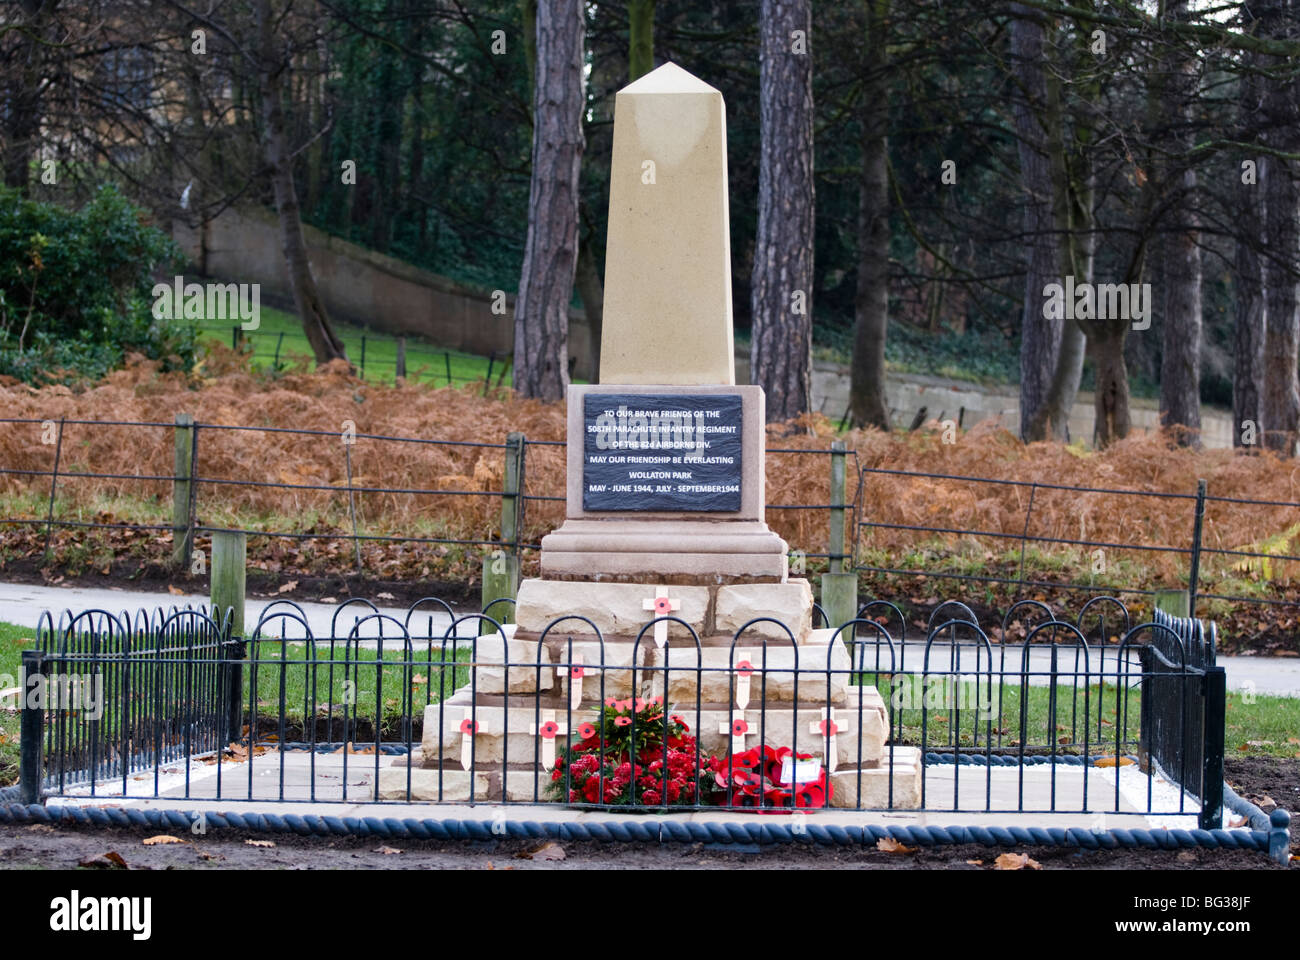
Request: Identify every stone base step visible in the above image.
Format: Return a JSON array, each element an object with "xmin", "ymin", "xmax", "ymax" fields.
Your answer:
[{"xmin": 829, "ymin": 746, "xmax": 923, "ymax": 809}]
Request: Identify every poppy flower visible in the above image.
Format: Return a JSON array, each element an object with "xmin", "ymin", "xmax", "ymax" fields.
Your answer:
[
  {"xmin": 670, "ymin": 714, "xmax": 689, "ymax": 731},
  {"xmin": 570, "ymin": 666, "xmax": 585, "ymax": 679},
  {"xmin": 604, "ymin": 697, "xmax": 618, "ymax": 708},
  {"xmin": 634, "ymin": 698, "xmax": 646, "ymax": 712},
  {"xmin": 731, "ymin": 718, "xmax": 749, "ymax": 737},
  {"xmin": 538, "ymin": 720, "xmax": 560, "ymax": 739},
  {"xmin": 819, "ymin": 718, "xmax": 839, "ymax": 737},
  {"xmin": 736, "ymin": 660, "xmax": 754, "ymax": 677},
  {"xmin": 614, "ymin": 716, "xmax": 632, "ymax": 727},
  {"xmin": 577, "ymin": 722, "xmax": 597, "ymax": 740},
  {"xmin": 458, "ymin": 718, "xmax": 478, "ymax": 735},
  {"xmin": 653, "ymin": 596, "xmax": 673, "ymax": 615}
]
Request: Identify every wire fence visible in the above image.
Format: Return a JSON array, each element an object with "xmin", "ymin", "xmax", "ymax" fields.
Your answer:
[
  {"xmin": 206, "ymin": 324, "xmax": 513, "ymax": 389},
  {"xmin": 0, "ymin": 417, "xmax": 1295, "ymax": 629},
  {"xmin": 853, "ymin": 464, "xmax": 1298, "ymax": 622}
]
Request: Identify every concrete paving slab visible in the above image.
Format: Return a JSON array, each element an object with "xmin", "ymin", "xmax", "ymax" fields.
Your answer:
[{"xmin": 44, "ymin": 750, "xmax": 1204, "ymax": 832}]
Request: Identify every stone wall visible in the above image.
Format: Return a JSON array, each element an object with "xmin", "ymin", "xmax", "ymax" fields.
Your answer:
[
  {"xmin": 735, "ymin": 356, "xmax": 1236, "ymax": 449},
  {"xmin": 172, "ymin": 205, "xmax": 596, "ymax": 378}
]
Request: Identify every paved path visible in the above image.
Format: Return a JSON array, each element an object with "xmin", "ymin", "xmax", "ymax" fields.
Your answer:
[
  {"xmin": 2, "ymin": 581, "xmax": 1296, "ymax": 695},
  {"xmin": 0, "ymin": 581, "xmax": 471, "ymax": 641},
  {"xmin": 46, "ymin": 750, "xmax": 1203, "ymax": 833}
]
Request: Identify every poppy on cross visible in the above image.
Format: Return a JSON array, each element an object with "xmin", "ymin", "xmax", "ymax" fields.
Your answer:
[{"xmin": 642, "ymin": 586, "xmax": 681, "ymax": 648}]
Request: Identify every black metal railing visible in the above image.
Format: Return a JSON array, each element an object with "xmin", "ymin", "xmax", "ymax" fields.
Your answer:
[{"xmin": 22, "ymin": 594, "xmax": 1227, "ymax": 827}]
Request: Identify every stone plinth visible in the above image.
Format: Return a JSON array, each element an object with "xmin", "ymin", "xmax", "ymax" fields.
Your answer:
[{"xmin": 540, "ymin": 384, "xmax": 788, "ymax": 581}]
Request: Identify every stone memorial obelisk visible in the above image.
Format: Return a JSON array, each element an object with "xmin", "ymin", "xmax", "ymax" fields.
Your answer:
[{"xmin": 381, "ymin": 63, "xmax": 920, "ymax": 809}]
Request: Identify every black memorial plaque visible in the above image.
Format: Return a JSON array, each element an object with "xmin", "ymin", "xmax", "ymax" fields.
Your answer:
[{"xmin": 583, "ymin": 393, "xmax": 743, "ymax": 511}]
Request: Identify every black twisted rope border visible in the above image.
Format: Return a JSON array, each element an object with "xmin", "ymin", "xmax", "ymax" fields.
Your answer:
[{"xmin": 0, "ymin": 801, "xmax": 1289, "ymax": 864}]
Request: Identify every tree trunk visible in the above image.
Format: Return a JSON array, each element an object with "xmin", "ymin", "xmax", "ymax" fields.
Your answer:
[
  {"xmin": 1233, "ymin": 26, "xmax": 1266, "ymax": 449},
  {"xmin": 513, "ymin": 0, "xmax": 584, "ymax": 402},
  {"xmin": 628, "ymin": 0, "xmax": 655, "ymax": 78},
  {"xmin": 849, "ymin": 0, "xmax": 890, "ymax": 430},
  {"xmin": 1260, "ymin": 0, "xmax": 1300, "ymax": 456},
  {"xmin": 257, "ymin": 0, "xmax": 350, "ymax": 367},
  {"xmin": 1160, "ymin": 165, "xmax": 1203, "ymax": 444},
  {"xmin": 575, "ymin": 231, "xmax": 604, "ymax": 382},
  {"xmin": 1090, "ymin": 324, "xmax": 1132, "ymax": 447},
  {"xmin": 1158, "ymin": 0, "xmax": 1203, "ymax": 446},
  {"xmin": 1234, "ymin": 226, "xmax": 1266, "ymax": 447},
  {"xmin": 1010, "ymin": 5, "xmax": 1062, "ymax": 442},
  {"xmin": 750, "ymin": 0, "xmax": 815, "ymax": 422},
  {"xmin": 4, "ymin": 0, "xmax": 58, "ymax": 194},
  {"xmin": 1261, "ymin": 150, "xmax": 1300, "ymax": 456}
]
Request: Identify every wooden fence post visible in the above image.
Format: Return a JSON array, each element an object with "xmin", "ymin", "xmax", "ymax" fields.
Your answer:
[
  {"xmin": 172, "ymin": 413, "xmax": 195, "ymax": 570},
  {"xmin": 481, "ymin": 432, "xmax": 524, "ymax": 632},
  {"xmin": 211, "ymin": 530, "xmax": 246, "ymax": 640},
  {"xmin": 395, "ymin": 337, "xmax": 407, "ymax": 380},
  {"xmin": 820, "ymin": 439, "xmax": 857, "ymax": 632},
  {"xmin": 1154, "ymin": 590, "xmax": 1190, "ymax": 618}
]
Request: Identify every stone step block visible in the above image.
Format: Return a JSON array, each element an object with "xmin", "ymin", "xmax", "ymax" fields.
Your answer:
[
  {"xmin": 646, "ymin": 640, "xmax": 850, "ymax": 705},
  {"xmin": 828, "ymin": 746, "xmax": 923, "ymax": 810},
  {"xmin": 714, "ymin": 579, "xmax": 813, "ymax": 641},
  {"xmin": 470, "ymin": 626, "xmax": 555, "ymax": 695},
  {"xmin": 541, "ymin": 635, "xmax": 651, "ymax": 699},
  {"xmin": 517, "ymin": 578, "xmax": 710, "ymax": 641},
  {"xmin": 662, "ymin": 701, "xmax": 886, "ymax": 768},
  {"xmin": 421, "ymin": 693, "xmax": 599, "ymax": 766}
]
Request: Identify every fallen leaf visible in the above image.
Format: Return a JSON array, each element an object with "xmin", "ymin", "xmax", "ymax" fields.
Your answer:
[
  {"xmin": 277, "ymin": 580, "xmax": 299, "ymax": 594},
  {"xmin": 245, "ymin": 839, "xmax": 276, "ymax": 848},
  {"xmin": 374, "ymin": 845, "xmax": 403, "ymax": 855},
  {"xmin": 320, "ymin": 596, "xmax": 338, "ymax": 604},
  {"xmin": 79, "ymin": 851, "xmax": 128, "ymax": 869},
  {"xmin": 965, "ymin": 859, "xmax": 984, "ymax": 866},
  {"xmin": 1287, "ymin": 738, "xmax": 1300, "ymax": 745},
  {"xmin": 377, "ymin": 592, "xmax": 396, "ymax": 600},
  {"xmin": 1245, "ymin": 740, "xmax": 1274, "ymax": 747},
  {"xmin": 142, "ymin": 835, "xmax": 185, "ymax": 846},
  {"xmin": 167, "ymin": 585, "xmax": 183, "ymax": 596},
  {"xmin": 197, "ymin": 851, "xmax": 225, "ymax": 862},
  {"xmin": 994, "ymin": 852, "xmax": 1040, "ymax": 871},
  {"xmin": 1094, "ymin": 756, "xmax": 1135, "ymax": 767},
  {"xmin": 876, "ymin": 837, "xmax": 917, "ymax": 854},
  {"xmin": 1228, "ymin": 815, "xmax": 1247, "ymax": 828},
  {"xmin": 514, "ymin": 841, "xmax": 566, "ymax": 861}
]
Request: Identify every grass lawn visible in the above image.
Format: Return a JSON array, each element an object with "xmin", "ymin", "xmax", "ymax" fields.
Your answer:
[
  {"xmin": 245, "ymin": 640, "xmax": 472, "ymax": 739},
  {"xmin": 0, "ymin": 621, "xmax": 35, "ymax": 785},
  {"xmin": 194, "ymin": 304, "xmax": 513, "ymax": 388}
]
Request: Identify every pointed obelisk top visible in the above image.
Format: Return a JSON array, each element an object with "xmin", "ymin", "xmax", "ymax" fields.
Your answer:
[
  {"xmin": 619, "ymin": 60, "xmax": 721, "ymax": 96},
  {"xmin": 599, "ymin": 61, "xmax": 735, "ymax": 386}
]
